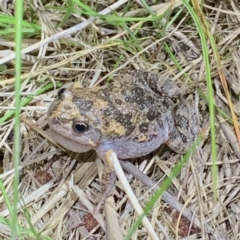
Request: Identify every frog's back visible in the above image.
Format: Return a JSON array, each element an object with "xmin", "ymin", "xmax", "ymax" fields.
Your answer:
[{"xmin": 70, "ymin": 81, "xmax": 170, "ymax": 159}]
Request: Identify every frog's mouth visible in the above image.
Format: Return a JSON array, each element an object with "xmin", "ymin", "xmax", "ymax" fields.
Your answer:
[{"xmin": 49, "ymin": 128, "xmax": 92, "ymax": 153}]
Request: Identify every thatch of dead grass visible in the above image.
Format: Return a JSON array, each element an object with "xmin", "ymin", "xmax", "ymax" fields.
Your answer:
[{"xmin": 0, "ymin": 0, "xmax": 240, "ymax": 239}]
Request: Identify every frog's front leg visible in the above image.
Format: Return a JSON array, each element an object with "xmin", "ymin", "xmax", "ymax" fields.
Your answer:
[
  {"xmin": 165, "ymin": 101, "xmax": 200, "ymax": 153},
  {"xmin": 95, "ymin": 147, "xmax": 117, "ymax": 211}
]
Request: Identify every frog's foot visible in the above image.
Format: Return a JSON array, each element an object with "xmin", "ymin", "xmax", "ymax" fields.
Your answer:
[
  {"xmin": 95, "ymin": 167, "xmax": 117, "ymax": 212},
  {"xmin": 166, "ymin": 101, "xmax": 199, "ymax": 154}
]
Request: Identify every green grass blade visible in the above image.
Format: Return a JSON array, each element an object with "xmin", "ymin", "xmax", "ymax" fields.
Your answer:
[
  {"xmin": 12, "ymin": 0, "xmax": 24, "ymax": 238},
  {"xmin": 57, "ymin": 0, "xmax": 74, "ymax": 28},
  {"xmin": 182, "ymin": 0, "xmax": 217, "ymax": 202}
]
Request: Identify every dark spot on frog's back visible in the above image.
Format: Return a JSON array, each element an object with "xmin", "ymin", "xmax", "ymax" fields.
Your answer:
[
  {"xmin": 73, "ymin": 96, "xmax": 93, "ymax": 112},
  {"xmin": 147, "ymin": 109, "xmax": 156, "ymax": 121},
  {"xmin": 114, "ymin": 112, "xmax": 135, "ymax": 136},
  {"xmin": 105, "ymin": 121, "xmax": 110, "ymax": 127},
  {"xmin": 125, "ymin": 125, "xmax": 135, "ymax": 136},
  {"xmin": 124, "ymin": 86, "xmax": 143, "ymax": 102},
  {"xmin": 139, "ymin": 122, "xmax": 149, "ymax": 133},
  {"xmin": 146, "ymin": 96, "xmax": 155, "ymax": 104},
  {"xmin": 115, "ymin": 112, "xmax": 132, "ymax": 126},
  {"xmin": 129, "ymin": 87, "xmax": 145, "ymax": 103},
  {"xmin": 96, "ymin": 86, "xmax": 114, "ymax": 103},
  {"xmin": 103, "ymin": 108, "xmax": 113, "ymax": 117},
  {"xmin": 132, "ymin": 86, "xmax": 144, "ymax": 95},
  {"xmin": 115, "ymin": 99, "xmax": 122, "ymax": 105}
]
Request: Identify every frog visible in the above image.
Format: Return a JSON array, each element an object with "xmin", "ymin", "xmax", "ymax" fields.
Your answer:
[{"xmin": 47, "ymin": 70, "xmax": 199, "ymax": 202}]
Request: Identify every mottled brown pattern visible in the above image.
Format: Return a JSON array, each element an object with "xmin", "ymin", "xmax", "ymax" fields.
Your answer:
[
  {"xmin": 48, "ymin": 70, "xmax": 199, "ymax": 160},
  {"xmin": 73, "ymin": 96, "xmax": 93, "ymax": 112}
]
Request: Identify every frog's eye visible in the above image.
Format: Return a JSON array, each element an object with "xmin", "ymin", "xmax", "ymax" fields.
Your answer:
[
  {"xmin": 57, "ymin": 88, "xmax": 66, "ymax": 99},
  {"xmin": 73, "ymin": 121, "xmax": 89, "ymax": 133}
]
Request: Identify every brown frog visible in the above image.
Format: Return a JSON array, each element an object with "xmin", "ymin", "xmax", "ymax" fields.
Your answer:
[{"xmin": 47, "ymin": 70, "xmax": 199, "ymax": 199}]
